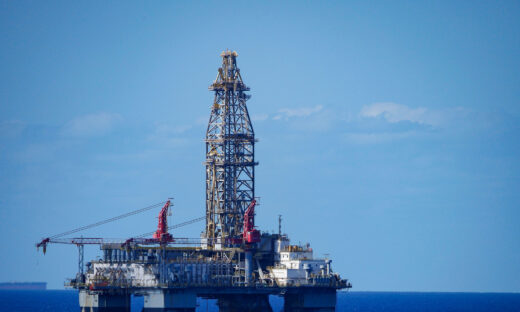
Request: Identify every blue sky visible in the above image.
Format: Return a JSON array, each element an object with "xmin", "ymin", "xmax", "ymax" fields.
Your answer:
[{"xmin": 1, "ymin": 1, "xmax": 519, "ymax": 291}]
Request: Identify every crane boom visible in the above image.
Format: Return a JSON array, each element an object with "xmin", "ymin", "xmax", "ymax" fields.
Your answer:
[
  {"xmin": 153, "ymin": 200, "xmax": 173, "ymax": 243},
  {"xmin": 243, "ymin": 199, "xmax": 260, "ymax": 244},
  {"xmin": 36, "ymin": 198, "xmax": 204, "ymax": 254}
]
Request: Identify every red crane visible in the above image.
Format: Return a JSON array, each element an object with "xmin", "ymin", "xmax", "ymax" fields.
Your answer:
[
  {"xmin": 243, "ymin": 199, "xmax": 260, "ymax": 244},
  {"xmin": 153, "ymin": 200, "xmax": 174, "ymax": 243}
]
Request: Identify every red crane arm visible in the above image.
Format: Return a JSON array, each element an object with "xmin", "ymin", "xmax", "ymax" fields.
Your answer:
[
  {"xmin": 153, "ymin": 200, "xmax": 173, "ymax": 243},
  {"xmin": 244, "ymin": 199, "xmax": 256, "ymax": 232},
  {"xmin": 243, "ymin": 199, "xmax": 260, "ymax": 243}
]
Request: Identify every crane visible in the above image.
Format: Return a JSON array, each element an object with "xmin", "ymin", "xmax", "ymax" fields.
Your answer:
[
  {"xmin": 36, "ymin": 199, "xmax": 206, "ymax": 276},
  {"xmin": 153, "ymin": 200, "xmax": 173, "ymax": 243},
  {"xmin": 36, "ymin": 199, "xmax": 206, "ymax": 253},
  {"xmin": 243, "ymin": 199, "xmax": 260, "ymax": 244}
]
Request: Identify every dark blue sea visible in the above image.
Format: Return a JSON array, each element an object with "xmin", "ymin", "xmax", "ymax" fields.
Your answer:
[{"xmin": 0, "ymin": 290, "xmax": 519, "ymax": 311}]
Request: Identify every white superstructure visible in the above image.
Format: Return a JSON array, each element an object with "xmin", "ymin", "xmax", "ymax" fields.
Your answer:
[{"xmin": 268, "ymin": 236, "xmax": 336, "ymax": 287}]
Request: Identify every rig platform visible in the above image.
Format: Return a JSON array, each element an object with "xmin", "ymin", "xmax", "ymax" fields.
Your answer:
[{"xmin": 37, "ymin": 51, "xmax": 351, "ymax": 312}]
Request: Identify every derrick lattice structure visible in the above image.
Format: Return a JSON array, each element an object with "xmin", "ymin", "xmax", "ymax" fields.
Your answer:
[{"xmin": 205, "ymin": 51, "xmax": 257, "ymax": 246}]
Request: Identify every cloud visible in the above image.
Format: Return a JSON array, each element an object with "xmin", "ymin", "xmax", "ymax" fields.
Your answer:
[
  {"xmin": 360, "ymin": 103, "xmax": 441, "ymax": 126},
  {"xmin": 341, "ymin": 103, "xmax": 443, "ymax": 144},
  {"xmin": 273, "ymin": 105, "xmax": 323, "ymax": 120},
  {"xmin": 347, "ymin": 103, "xmax": 486, "ymax": 144},
  {"xmin": 62, "ymin": 113, "xmax": 121, "ymax": 137}
]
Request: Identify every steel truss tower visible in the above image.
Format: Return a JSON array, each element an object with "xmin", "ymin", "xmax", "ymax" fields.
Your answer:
[{"xmin": 205, "ymin": 51, "xmax": 257, "ymax": 246}]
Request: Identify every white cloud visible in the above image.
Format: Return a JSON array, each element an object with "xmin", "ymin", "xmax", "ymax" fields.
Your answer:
[
  {"xmin": 273, "ymin": 105, "xmax": 323, "ymax": 120},
  {"xmin": 62, "ymin": 113, "xmax": 121, "ymax": 137},
  {"xmin": 360, "ymin": 103, "xmax": 441, "ymax": 126},
  {"xmin": 347, "ymin": 103, "xmax": 483, "ymax": 143}
]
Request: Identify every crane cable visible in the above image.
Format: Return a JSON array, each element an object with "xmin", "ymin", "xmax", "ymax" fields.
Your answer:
[{"xmin": 48, "ymin": 201, "xmax": 167, "ymax": 239}]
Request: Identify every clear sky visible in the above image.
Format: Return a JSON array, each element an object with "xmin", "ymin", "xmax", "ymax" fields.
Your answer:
[{"xmin": 1, "ymin": 1, "xmax": 519, "ymax": 291}]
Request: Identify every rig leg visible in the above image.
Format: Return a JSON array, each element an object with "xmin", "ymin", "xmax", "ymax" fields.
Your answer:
[
  {"xmin": 283, "ymin": 290, "xmax": 337, "ymax": 312},
  {"xmin": 217, "ymin": 295, "xmax": 273, "ymax": 312},
  {"xmin": 79, "ymin": 290, "xmax": 130, "ymax": 312},
  {"xmin": 142, "ymin": 290, "xmax": 196, "ymax": 312},
  {"xmin": 244, "ymin": 250, "xmax": 253, "ymax": 286}
]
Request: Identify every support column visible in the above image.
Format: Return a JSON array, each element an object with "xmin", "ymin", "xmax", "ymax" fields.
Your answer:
[
  {"xmin": 283, "ymin": 290, "xmax": 337, "ymax": 312},
  {"xmin": 217, "ymin": 295, "xmax": 273, "ymax": 312},
  {"xmin": 244, "ymin": 250, "xmax": 253, "ymax": 285},
  {"xmin": 142, "ymin": 290, "xmax": 196, "ymax": 312},
  {"xmin": 79, "ymin": 290, "xmax": 130, "ymax": 312}
]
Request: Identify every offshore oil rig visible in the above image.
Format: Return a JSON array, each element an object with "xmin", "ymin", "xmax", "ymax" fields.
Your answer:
[{"xmin": 37, "ymin": 51, "xmax": 351, "ymax": 311}]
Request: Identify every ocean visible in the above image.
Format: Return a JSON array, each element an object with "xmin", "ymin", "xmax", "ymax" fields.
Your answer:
[{"xmin": 0, "ymin": 290, "xmax": 519, "ymax": 312}]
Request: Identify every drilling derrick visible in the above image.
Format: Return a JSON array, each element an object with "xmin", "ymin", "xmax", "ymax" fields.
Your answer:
[{"xmin": 205, "ymin": 50, "xmax": 257, "ymax": 246}]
